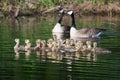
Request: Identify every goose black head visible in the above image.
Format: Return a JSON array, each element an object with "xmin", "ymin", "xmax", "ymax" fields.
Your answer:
[{"xmin": 58, "ymin": 8, "xmax": 66, "ymax": 16}]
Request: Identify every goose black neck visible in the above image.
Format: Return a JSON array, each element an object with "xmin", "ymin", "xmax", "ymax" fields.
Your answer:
[
  {"xmin": 58, "ymin": 13, "xmax": 64, "ymax": 24},
  {"xmin": 71, "ymin": 13, "xmax": 76, "ymax": 28}
]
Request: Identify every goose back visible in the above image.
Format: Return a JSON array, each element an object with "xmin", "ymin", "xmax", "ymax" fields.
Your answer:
[{"xmin": 67, "ymin": 10, "xmax": 106, "ymax": 38}]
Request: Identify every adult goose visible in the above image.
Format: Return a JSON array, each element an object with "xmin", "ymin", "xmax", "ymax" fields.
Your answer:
[
  {"xmin": 52, "ymin": 9, "xmax": 70, "ymax": 34},
  {"xmin": 66, "ymin": 10, "xmax": 106, "ymax": 38}
]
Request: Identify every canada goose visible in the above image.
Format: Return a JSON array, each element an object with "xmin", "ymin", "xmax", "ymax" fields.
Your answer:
[
  {"xmin": 66, "ymin": 10, "xmax": 106, "ymax": 38},
  {"xmin": 92, "ymin": 42, "xmax": 111, "ymax": 54},
  {"xmin": 52, "ymin": 9, "xmax": 70, "ymax": 34},
  {"xmin": 14, "ymin": 38, "xmax": 25, "ymax": 51}
]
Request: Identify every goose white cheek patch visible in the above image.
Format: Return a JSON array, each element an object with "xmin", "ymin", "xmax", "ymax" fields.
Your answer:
[
  {"xmin": 59, "ymin": 9, "xmax": 64, "ymax": 13},
  {"xmin": 67, "ymin": 11, "xmax": 73, "ymax": 15}
]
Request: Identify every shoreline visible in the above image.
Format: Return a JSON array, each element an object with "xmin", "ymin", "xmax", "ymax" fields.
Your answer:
[{"xmin": 0, "ymin": 1, "xmax": 120, "ymax": 17}]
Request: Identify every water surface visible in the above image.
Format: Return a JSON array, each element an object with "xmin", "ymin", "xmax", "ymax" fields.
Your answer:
[{"xmin": 0, "ymin": 16, "xmax": 120, "ymax": 80}]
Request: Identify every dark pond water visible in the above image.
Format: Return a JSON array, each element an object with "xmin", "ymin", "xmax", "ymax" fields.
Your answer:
[{"xmin": 0, "ymin": 16, "xmax": 120, "ymax": 80}]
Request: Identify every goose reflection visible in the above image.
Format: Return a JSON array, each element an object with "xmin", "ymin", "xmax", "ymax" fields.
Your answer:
[{"xmin": 14, "ymin": 50, "xmax": 97, "ymax": 62}]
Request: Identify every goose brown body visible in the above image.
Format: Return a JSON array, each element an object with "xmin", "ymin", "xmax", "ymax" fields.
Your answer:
[{"xmin": 66, "ymin": 10, "xmax": 106, "ymax": 38}]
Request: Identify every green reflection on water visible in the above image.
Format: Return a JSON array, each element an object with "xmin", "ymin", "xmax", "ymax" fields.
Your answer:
[{"xmin": 0, "ymin": 16, "xmax": 120, "ymax": 80}]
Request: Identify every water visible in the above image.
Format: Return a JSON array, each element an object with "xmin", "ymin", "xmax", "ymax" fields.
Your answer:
[{"xmin": 0, "ymin": 16, "xmax": 120, "ymax": 80}]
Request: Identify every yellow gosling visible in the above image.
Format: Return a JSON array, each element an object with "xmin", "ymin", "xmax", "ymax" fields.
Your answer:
[
  {"xmin": 58, "ymin": 39, "xmax": 66, "ymax": 47},
  {"xmin": 92, "ymin": 42, "xmax": 111, "ymax": 54},
  {"xmin": 70, "ymin": 39, "xmax": 75, "ymax": 46},
  {"xmin": 41, "ymin": 40, "xmax": 51, "ymax": 52},
  {"xmin": 56, "ymin": 39, "xmax": 62, "ymax": 50},
  {"xmin": 75, "ymin": 41, "xmax": 83, "ymax": 52},
  {"xmin": 65, "ymin": 39, "xmax": 71, "ymax": 49},
  {"xmin": 86, "ymin": 41, "xmax": 92, "ymax": 50},
  {"xmin": 34, "ymin": 39, "xmax": 41, "ymax": 51},
  {"xmin": 47, "ymin": 39, "xmax": 54, "ymax": 48},
  {"xmin": 14, "ymin": 38, "xmax": 20, "ymax": 51},
  {"xmin": 25, "ymin": 39, "xmax": 31, "ymax": 51},
  {"xmin": 14, "ymin": 38, "xmax": 25, "ymax": 51},
  {"xmin": 81, "ymin": 45, "xmax": 88, "ymax": 52},
  {"xmin": 51, "ymin": 41, "xmax": 57, "ymax": 52},
  {"xmin": 53, "ymin": 35, "xmax": 57, "ymax": 42}
]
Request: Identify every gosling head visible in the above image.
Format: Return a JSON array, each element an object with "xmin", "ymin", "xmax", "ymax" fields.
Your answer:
[
  {"xmin": 86, "ymin": 41, "xmax": 92, "ymax": 45},
  {"xmin": 36, "ymin": 39, "xmax": 41, "ymax": 43},
  {"xmin": 82, "ymin": 45, "xmax": 87, "ymax": 50},
  {"xmin": 47, "ymin": 39, "xmax": 53, "ymax": 43},
  {"xmin": 93, "ymin": 42, "xmax": 97, "ymax": 48},
  {"xmin": 15, "ymin": 38, "xmax": 19, "ymax": 43},
  {"xmin": 25, "ymin": 39, "xmax": 30, "ymax": 44}
]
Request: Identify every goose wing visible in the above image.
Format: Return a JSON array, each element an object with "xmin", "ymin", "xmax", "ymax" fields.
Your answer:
[{"xmin": 77, "ymin": 28, "xmax": 106, "ymax": 36}]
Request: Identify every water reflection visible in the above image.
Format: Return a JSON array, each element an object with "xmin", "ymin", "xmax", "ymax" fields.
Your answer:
[
  {"xmin": 14, "ymin": 49, "xmax": 98, "ymax": 63},
  {"xmin": 1, "ymin": 16, "xmax": 120, "ymax": 80},
  {"xmin": 25, "ymin": 50, "xmax": 31, "ymax": 60},
  {"xmin": 14, "ymin": 36, "xmax": 110, "ymax": 62},
  {"xmin": 14, "ymin": 50, "xmax": 20, "ymax": 60}
]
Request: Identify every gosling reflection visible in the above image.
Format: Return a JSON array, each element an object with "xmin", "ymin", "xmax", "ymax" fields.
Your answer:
[
  {"xmin": 14, "ymin": 50, "xmax": 20, "ymax": 60},
  {"xmin": 25, "ymin": 50, "xmax": 31, "ymax": 60},
  {"xmin": 14, "ymin": 49, "xmax": 97, "ymax": 62}
]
